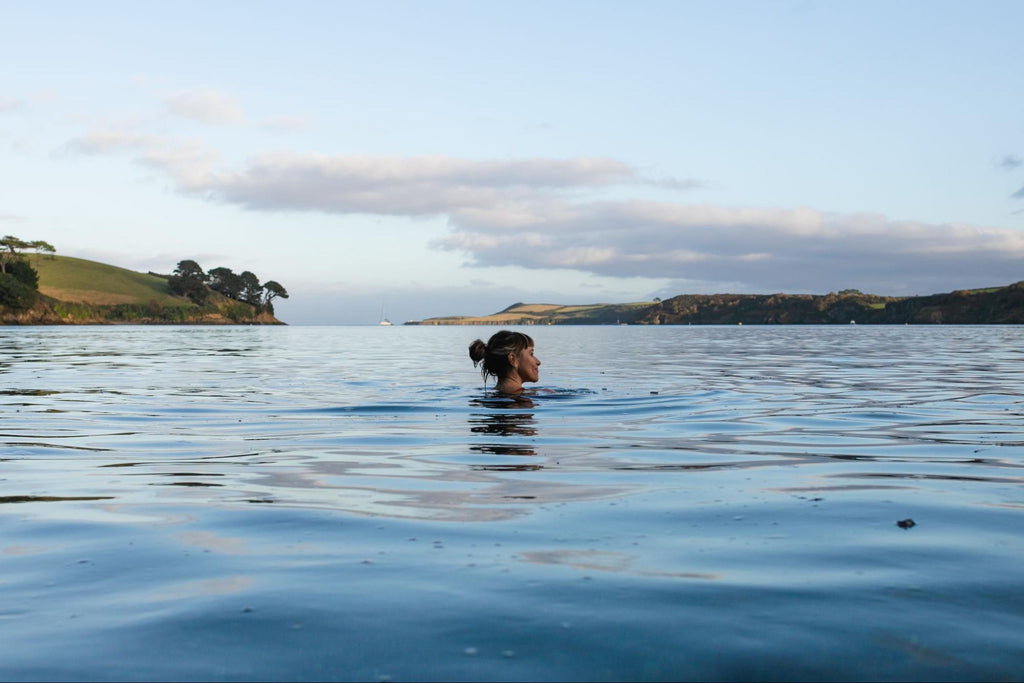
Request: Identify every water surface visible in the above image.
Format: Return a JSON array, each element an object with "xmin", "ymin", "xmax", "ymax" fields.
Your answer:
[{"xmin": 1, "ymin": 325, "xmax": 1022, "ymax": 681}]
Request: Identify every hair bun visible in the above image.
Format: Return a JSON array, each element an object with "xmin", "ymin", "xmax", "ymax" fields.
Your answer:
[{"xmin": 468, "ymin": 339, "xmax": 487, "ymax": 365}]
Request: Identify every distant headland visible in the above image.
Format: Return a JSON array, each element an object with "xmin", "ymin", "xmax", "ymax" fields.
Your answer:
[
  {"xmin": 0, "ymin": 241, "xmax": 286, "ymax": 325},
  {"xmin": 408, "ymin": 282, "xmax": 1024, "ymax": 326}
]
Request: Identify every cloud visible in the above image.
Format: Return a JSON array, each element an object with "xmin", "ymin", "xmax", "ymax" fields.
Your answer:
[
  {"xmin": 61, "ymin": 127, "xmax": 220, "ymax": 184},
  {"xmin": 437, "ymin": 200, "xmax": 1024, "ymax": 294},
  {"xmin": 57, "ymin": 136, "xmax": 1024, "ymax": 295},
  {"xmin": 163, "ymin": 87, "xmax": 245, "ymax": 124},
  {"xmin": 61, "ymin": 129, "xmax": 157, "ymax": 155},
  {"xmin": 0, "ymin": 97, "xmax": 23, "ymax": 113},
  {"xmin": 998, "ymin": 155, "xmax": 1022, "ymax": 170},
  {"xmin": 188, "ymin": 154, "xmax": 654, "ymax": 215},
  {"xmin": 137, "ymin": 142, "xmax": 220, "ymax": 186},
  {"xmin": 1013, "ymin": 185, "xmax": 1024, "ymax": 200}
]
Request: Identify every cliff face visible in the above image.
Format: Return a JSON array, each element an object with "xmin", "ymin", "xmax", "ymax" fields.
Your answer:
[
  {"xmin": 873, "ymin": 283, "xmax": 1024, "ymax": 324},
  {"xmin": 635, "ymin": 292, "xmax": 892, "ymax": 325},
  {"xmin": 637, "ymin": 283, "xmax": 1024, "ymax": 325}
]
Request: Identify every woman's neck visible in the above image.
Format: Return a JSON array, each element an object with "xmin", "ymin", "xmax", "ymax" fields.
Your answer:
[{"xmin": 495, "ymin": 375, "xmax": 523, "ymax": 394}]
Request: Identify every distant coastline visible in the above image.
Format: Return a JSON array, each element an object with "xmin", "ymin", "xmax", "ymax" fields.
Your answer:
[{"xmin": 408, "ymin": 282, "xmax": 1024, "ymax": 326}]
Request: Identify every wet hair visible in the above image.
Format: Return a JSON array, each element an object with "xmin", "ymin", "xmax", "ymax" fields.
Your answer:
[{"xmin": 469, "ymin": 330, "xmax": 534, "ymax": 385}]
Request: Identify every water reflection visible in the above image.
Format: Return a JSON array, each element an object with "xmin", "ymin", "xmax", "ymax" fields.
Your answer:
[
  {"xmin": 5, "ymin": 326, "xmax": 1023, "ymax": 526},
  {"xmin": 469, "ymin": 408, "xmax": 537, "ymax": 437},
  {"xmin": 468, "ymin": 396, "xmax": 538, "ymax": 461}
]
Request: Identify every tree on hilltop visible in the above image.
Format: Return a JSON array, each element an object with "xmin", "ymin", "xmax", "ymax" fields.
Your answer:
[
  {"xmin": 29, "ymin": 240, "xmax": 56, "ymax": 258},
  {"xmin": 169, "ymin": 259, "xmax": 209, "ymax": 304},
  {"xmin": 262, "ymin": 280, "xmax": 289, "ymax": 313},
  {"xmin": 208, "ymin": 267, "xmax": 244, "ymax": 300},
  {"xmin": 0, "ymin": 235, "xmax": 53, "ymax": 309},
  {"xmin": 166, "ymin": 258, "xmax": 289, "ymax": 316},
  {"xmin": 239, "ymin": 271, "xmax": 263, "ymax": 308},
  {"xmin": 1, "ymin": 235, "xmax": 29, "ymax": 274}
]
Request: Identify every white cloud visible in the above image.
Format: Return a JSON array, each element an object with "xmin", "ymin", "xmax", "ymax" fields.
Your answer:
[
  {"xmin": 138, "ymin": 142, "xmax": 220, "ymax": 186},
  {"xmin": 437, "ymin": 201, "xmax": 1024, "ymax": 294},
  {"xmin": 0, "ymin": 97, "xmax": 23, "ymax": 113},
  {"xmin": 163, "ymin": 87, "xmax": 245, "ymax": 124},
  {"xmin": 190, "ymin": 154, "xmax": 651, "ymax": 215},
  {"xmin": 998, "ymin": 155, "xmax": 1022, "ymax": 171},
  {"xmin": 61, "ymin": 129, "xmax": 157, "ymax": 155},
  {"xmin": 55, "ymin": 133, "xmax": 1024, "ymax": 295},
  {"xmin": 61, "ymin": 127, "xmax": 220, "ymax": 184}
]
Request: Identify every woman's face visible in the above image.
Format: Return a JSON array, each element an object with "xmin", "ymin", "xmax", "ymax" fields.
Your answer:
[{"xmin": 513, "ymin": 345, "xmax": 541, "ymax": 384}]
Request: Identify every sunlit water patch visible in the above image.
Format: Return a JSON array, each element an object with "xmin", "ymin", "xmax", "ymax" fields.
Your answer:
[{"xmin": 1, "ymin": 325, "xmax": 1022, "ymax": 681}]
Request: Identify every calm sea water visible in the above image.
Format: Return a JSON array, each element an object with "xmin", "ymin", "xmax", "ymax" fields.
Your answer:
[{"xmin": 1, "ymin": 325, "xmax": 1022, "ymax": 681}]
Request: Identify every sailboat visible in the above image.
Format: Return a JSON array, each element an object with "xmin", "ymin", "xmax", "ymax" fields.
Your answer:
[{"xmin": 379, "ymin": 303, "xmax": 392, "ymax": 326}]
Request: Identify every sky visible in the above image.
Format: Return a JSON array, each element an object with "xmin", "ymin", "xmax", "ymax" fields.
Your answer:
[{"xmin": 2, "ymin": 0, "xmax": 1023, "ymax": 324}]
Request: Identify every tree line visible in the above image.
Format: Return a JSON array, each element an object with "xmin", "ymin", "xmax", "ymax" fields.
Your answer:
[
  {"xmin": 0, "ymin": 235, "xmax": 55, "ymax": 309},
  {"xmin": 168, "ymin": 260, "xmax": 288, "ymax": 313}
]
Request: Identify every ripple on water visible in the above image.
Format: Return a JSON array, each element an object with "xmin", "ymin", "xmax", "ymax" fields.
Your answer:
[{"xmin": 1, "ymin": 325, "xmax": 1022, "ymax": 680}]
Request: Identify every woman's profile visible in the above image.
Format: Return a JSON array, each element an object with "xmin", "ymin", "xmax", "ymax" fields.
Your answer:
[{"xmin": 468, "ymin": 330, "xmax": 541, "ymax": 395}]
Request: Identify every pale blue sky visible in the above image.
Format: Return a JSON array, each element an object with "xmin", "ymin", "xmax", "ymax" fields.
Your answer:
[{"xmin": 2, "ymin": 0, "xmax": 1022, "ymax": 323}]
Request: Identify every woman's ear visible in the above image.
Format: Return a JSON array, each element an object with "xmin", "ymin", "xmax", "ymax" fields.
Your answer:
[{"xmin": 508, "ymin": 352, "xmax": 518, "ymax": 367}]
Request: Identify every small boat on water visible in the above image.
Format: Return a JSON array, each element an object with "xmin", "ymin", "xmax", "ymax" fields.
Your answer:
[{"xmin": 379, "ymin": 304, "xmax": 392, "ymax": 326}]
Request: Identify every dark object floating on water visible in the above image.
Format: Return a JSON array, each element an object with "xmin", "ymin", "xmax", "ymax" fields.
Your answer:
[
  {"xmin": 0, "ymin": 495, "xmax": 115, "ymax": 504},
  {"xmin": 897, "ymin": 518, "xmax": 916, "ymax": 529}
]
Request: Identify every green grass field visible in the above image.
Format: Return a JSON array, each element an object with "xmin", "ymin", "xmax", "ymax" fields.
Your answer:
[{"xmin": 32, "ymin": 255, "xmax": 184, "ymax": 306}]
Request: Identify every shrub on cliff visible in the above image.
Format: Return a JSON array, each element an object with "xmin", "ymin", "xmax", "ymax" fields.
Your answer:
[{"xmin": 0, "ymin": 259, "xmax": 40, "ymax": 309}]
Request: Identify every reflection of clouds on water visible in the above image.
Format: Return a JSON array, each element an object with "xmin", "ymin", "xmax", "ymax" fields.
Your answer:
[
  {"xmin": 190, "ymin": 392, "xmax": 633, "ymax": 521},
  {"xmin": 177, "ymin": 530, "xmax": 250, "ymax": 555},
  {"xmin": 145, "ymin": 576, "xmax": 254, "ymax": 602},
  {"xmin": 519, "ymin": 549, "xmax": 719, "ymax": 580},
  {"xmin": 9, "ymin": 327, "xmax": 1024, "ymax": 527},
  {"xmin": 3, "ymin": 327, "xmax": 1023, "ymax": 682}
]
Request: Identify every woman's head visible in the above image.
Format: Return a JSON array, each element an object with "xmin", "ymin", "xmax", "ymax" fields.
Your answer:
[{"xmin": 469, "ymin": 330, "xmax": 539, "ymax": 390}]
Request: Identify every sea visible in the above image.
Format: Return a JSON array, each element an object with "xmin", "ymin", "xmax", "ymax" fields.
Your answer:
[{"xmin": 1, "ymin": 324, "xmax": 1022, "ymax": 682}]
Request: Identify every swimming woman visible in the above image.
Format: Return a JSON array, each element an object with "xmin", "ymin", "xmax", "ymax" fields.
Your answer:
[{"xmin": 468, "ymin": 330, "xmax": 541, "ymax": 395}]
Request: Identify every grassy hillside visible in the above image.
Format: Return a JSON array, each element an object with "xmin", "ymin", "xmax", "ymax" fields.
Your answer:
[
  {"xmin": 33, "ymin": 255, "xmax": 182, "ymax": 306},
  {"xmin": 3, "ymin": 255, "xmax": 282, "ymax": 325}
]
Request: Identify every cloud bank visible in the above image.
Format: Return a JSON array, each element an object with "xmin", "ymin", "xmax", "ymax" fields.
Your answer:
[
  {"xmin": 62, "ymin": 129, "xmax": 1024, "ymax": 295},
  {"xmin": 0, "ymin": 97, "xmax": 23, "ymax": 113},
  {"xmin": 441, "ymin": 201, "xmax": 1024, "ymax": 293},
  {"xmin": 193, "ymin": 154, "xmax": 645, "ymax": 215},
  {"xmin": 998, "ymin": 155, "xmax": 1022, "ymax": 171},
  {"xmin": 163, "ymin": 87, "xmax": 245, "ymax": 124}
]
